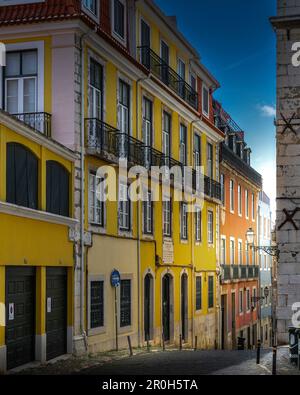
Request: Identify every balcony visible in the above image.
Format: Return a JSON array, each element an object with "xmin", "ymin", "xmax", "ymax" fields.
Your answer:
[
  {"xmin": 12, "ymin": 112, "xmax": 52, "ymax": 137},
  {"xmin": 137, "ymin": 46, "xmax": 198, "ymax": 110},
  {"xmin": 220, "ymin": 142, "xmax": 262, "ymax": 188},
  {"xmin": 220, "ymin": 265, "xmax": 259, "ymax": 283},
  {"xmin": 85, "ymin": 118, "xmax": 221, "ymax": 200}
]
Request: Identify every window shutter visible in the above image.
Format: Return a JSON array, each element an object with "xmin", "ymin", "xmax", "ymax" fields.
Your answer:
[{"xmin": 16, "ymin": 144, "xmax": 28, "ymax": 207}]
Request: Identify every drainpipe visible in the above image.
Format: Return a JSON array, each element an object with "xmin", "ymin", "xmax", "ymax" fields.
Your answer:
[
  {"xmin": 136, "ymin": 76, "xmax": 150, "ymax": 348},
  {"xmin": 78, "ymin": 29, "xmax": 95, "ymax": 351}
]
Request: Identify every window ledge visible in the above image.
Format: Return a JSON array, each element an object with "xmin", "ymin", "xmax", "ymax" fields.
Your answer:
[{"xmin": 0, "ymin": 201, "xmax": 77, "ymax": 227}]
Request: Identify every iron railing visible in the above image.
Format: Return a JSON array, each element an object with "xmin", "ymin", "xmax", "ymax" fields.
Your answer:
[
  {"xmin": 221, "ymin": 265, "xmax": 259, "ymax": 282},
  {"xmin": 85, "ymin": 118, "xmax": 221, "ymax": 199},
  {"xmin": 12, "ymin": 112, "xmax": 52, "ymax": 137},
  {"xmin": 220, "ymin": 142, "xmax": 262, "ymax": 188},
  {"xmin": 137, "ymin": 46, "xmax": 198, "ymax": 110}
]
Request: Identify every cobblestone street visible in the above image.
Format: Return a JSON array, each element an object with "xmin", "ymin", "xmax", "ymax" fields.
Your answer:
[{"xmin": 11, "ymin": 346, "xmax": 300, "ymax": 376}]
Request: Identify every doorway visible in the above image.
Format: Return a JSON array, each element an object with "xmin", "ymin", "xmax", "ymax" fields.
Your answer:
[
  {"xmin": 181, "ymin": 274, "xmax": 188, "ymax": 342},
  {"xmin": 221, "ymin": 295, "xmax": 227, "ymax": 350},
  {"xmin": 144, "ymin": 274, "xmax": 153, "ymax": 341},
  {"xmin": 162, "ymin": 274, "xmax": 172, "ymax": 342},
  {"xmin": 231, "ymin": 292, "xmax": 236, "ymax": 349}
]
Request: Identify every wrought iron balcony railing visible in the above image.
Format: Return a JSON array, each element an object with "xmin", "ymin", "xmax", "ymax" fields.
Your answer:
[
  {"xmin": 137, "ymin": 46, "xmax": 198, "ymax": 110},
  {"xmin": 220, "ymin": 142, "xmax": 262, "ymax": 188},
  {"xmin": 86, "ymin": 118, "xmax": 221, "ymax": 200},
  {"xmin": 12, "ymin": 112, "xmax": 52, "ymax": 137},
  {"xmin": 220, "ymin": 264, "xmax": 259, "ymax": 282}
]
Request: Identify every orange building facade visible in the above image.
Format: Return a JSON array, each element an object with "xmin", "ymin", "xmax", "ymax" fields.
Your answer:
[{"xmin": 214, "ymin": 101, "xmax": 262, "ymax": 350}]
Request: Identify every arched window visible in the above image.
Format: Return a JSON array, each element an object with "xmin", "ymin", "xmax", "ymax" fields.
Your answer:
[
  {"xmin": 46, "ymin": 161, "xmax": 69, "ymax": 217},
  {"xmin": 6, "ymin": 143, "xmax": 38, "ymax": 209}
]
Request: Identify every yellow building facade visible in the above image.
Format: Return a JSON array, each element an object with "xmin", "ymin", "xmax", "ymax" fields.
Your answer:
[
  {"xmin": 0, "ymin": 0, "xmax": 225, "ymax": 368},
  {"xmin": 0, "ymin": 111, "xmax": 76, "ymax": 372}
]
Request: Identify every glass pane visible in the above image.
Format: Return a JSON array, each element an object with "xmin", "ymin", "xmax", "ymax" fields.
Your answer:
[
  {"xmin": 6, "ymin": 52, "xmax": 20, "ymax": 77},
  {"xmin": 6, "ymin": 79, "xmax": 19, "ymax": 113},
  {"xmin": 23, "ymin": 78, "xmax": 36, "ymax": 112},
  {"xmin": 22, "ymin": 51, "xmax": 37, "ymax": 75}
]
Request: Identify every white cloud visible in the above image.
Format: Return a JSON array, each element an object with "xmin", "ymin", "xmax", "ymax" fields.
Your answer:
[{"xmin": 259, "ymin": 105, "xmax": 276, "ymax": 118}]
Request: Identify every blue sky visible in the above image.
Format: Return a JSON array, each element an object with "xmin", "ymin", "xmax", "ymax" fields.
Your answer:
[{"xmin": 156, "ymin": 0, "xmax": 277, "ymax": 213}]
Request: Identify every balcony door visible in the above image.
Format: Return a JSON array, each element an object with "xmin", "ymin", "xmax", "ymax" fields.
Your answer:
[
  {"xmin": 118, "ymin": 80, "xmax": 130, "ymax": 157},
  {"xmin": 142, "ymin": 97, "xmax": 153, "ymax": 168},
  {"xmin": 141, "ymin": 19, "xmax": 151, "ymax": 68},
  {"xmin": 88, "ymin": 58, "xmax": 103, "ymax": 148},
  {"xmin": 162, "ymin": 111, "xmax": 171, "ymax": 167},
  {"xmin": 160, "ymin": 40, "xmax": 169, "ymax": 84},
  {"xmin": 177, "ymin": 59, "xmax": 186, "ymax": 98}
]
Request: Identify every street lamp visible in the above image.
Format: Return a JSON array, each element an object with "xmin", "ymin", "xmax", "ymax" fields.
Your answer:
[{"xmin": 246, "ymin": 228, "xmax": 279, "ymax": 258}]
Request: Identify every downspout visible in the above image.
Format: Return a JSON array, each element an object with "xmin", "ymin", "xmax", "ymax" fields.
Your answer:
[
  {"xmin": 79, "ymin": 29, "xmax": 95, "ymax": 351},
  {"xmin": 136, "ymin": 75, "xmax": 150, "ymax": 347}
]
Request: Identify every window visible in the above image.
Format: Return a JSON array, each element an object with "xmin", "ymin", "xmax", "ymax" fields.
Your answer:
[
  {"xmin": 140, "ymin": 19, "xmax": 151, "ymax": 67},
  {"xmin": 5, "ymin": 50, "xmax": 37, "ymax": 114},
  {"xmin": 239, "ymin": 289, "xmax": 243, "ymax": 313},
  {"xmin": 119, "ymin": 183, "xmax": 131, "ymax": 231},
  {"xmin": 89, "ymin": 58, "xmax": 103, "ymax": 120},
  {"xmin": 180, "ymin": 124, "xmax": 187, "ymax": 165},
  {"xmin": 113, "ymin": 0, "xmax": 126, "ymax": 41},
  {"xmin": 246, "ymin": 289, "xmax": 251, "ymax": 311},
  {"xmin": 89, "ymin": 171, "xmax": 104, "ymax": 226},
  {"xmin": 120, "ymin": 279, "xmax": 131, "ymax": 327},
  {"xmin": 221, "ymin": 238, "xmax": 226, "ymax": 265},
  {"xmin": 163, "ymin": 198, "xmax": 172, "ymax": 237},
  {"xmin": 195, "ymin": 207, "xmax": 202, "ymax": 242},
  {"xmin": 230, "ymin": 239, "xmax": 235, "ymax": 265},
  {"xmin": 160, "ymin": 40, "xmax": 169, "ymax": 83},
  {"xmin": 220, "ymin": 173, "xmax": 225, "ymax": 206},
  {"xmin": 208, "ymin": 276, "xmax": 214, "ymax": 308},
  {"xmin": 208, "ymin": 210, "xmax": 214, "ymax": 244},
  {"xmin": 252, "ymin": 193, "xmax": 255, "ymax": 221},
  {"xmin": 238, "ymin": 241, "xmax": 243, "ymax": 265},
  {"xmin": 238, "ymin": 185, "xmax": 242, "ymax": 216},
  {"xmin": 245, "ymin": 189, "xmax": 249, "ymax": 218},
  {"xmin": 177, "ymin": 58, "xmax": 186, "ymax": 98},
  {"xmin": 162, "ymin": 111, "xmax": 171, "ymax": 162},
  {"xmin": 246, "ymin": 242, "xmax": 249, "ymax": 265},
  {"xmin": 207, "ymin": 143, "xmax": 213, "ymax": 178},
  {"xmin": 230, "ymin": 180, "xmax": 234, "ymax": 212},
  {"xmin": 196, "ymin": 277, "xmax": 202, "ymax": 311},
  {"xmin": 118, "ymin": 80, "xmax": 130, "ymax": 135},
  {"xmin": 143, "ymin": 97, "xmax": 153, "ymax": 166},
  {"xmin": 202, "ymin": 85, "xmax": 209, "ymax": 116},
  {"xmin": 90, "ymin": 281, "xmax": 104, "ymax": 329},
  {"xmin": 190, "ymin": 73, "xmax": 197, "ymax": 93},
  {"xmin": 143, "ymin": 191, "xmax": 153, "ymax": 235},
  {"xmin": 253, "ymin": 288, "xmax": 257, "ymax": 310},
  {"xmin": 82, "ymin": 0, "xmax": 98, "ymax": 16},
  {"xmin": 46, "ymin": 161, "xmax": 70, "ymax": 217},
  {"xmin": 6, "ymin": 143, "xmax": 38, "ymax": 209},
  {"xmin": 193, "ymin": 134, "xmax": 201, "ymax": 169},
  {"xmin": 181, "ymin": 203, "xmax": 188, "ymax": 240}
]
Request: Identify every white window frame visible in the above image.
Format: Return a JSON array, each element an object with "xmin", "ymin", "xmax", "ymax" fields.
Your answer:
[
  {"xmin": 220, "ymin": 173, "xmax": 225, "ymax": 206},
  {"xmin": 208, "ymin": 210, "xmax": 214, "ymax": 245},
  {"xmin": 230, "ymin": 179, "xmax": 234, "ymax": 213},
  {"xmin": 253, "ymin": 287, "xmax": 257, "ymax": 310},
  {"xmin": 181, "ymin": 202, "xmax": 188, "ymax": 240},
  {"xmin": 112, "ymin": 0, "xmax": 127, "ymax": 45},
  {"xmin": 252, "ymin": 192, "xmax": 255, "ymax": 221},
  {"xmin": 238, "ymin": 184, "xmax": 242, "ymax": 216},
  {"xmin": 89, "ymin": 170, "xmax": 105, "ymax": 227},
  {"xmin": 245, "ymin": 189, "xmax": 249, "ymax": 219},
  {"xmin": 1, "ymin": 41, "xmax": 44, "ymax": 112},
  {"xmin": 143, "ymin": 190, "xmax": 153, "ymax": 235},
  {"xmin": 230, "ymin": 238, "xmax": 235, "ymax": 265},
  {"xmin": 221, "ymin": 236, "xmax": 226, "ymax": 266},
  {"xmin": 238, "ymin": 239, "xmax": 243, "ymax": 265},
  {"xmin": 195, "ymin": 206, "xmax": 202, "ymax": 243},
  {"xmin": 246, "ymin": 288, "xmax": 251, "ymax": 312},
  {"xmin": 239, "ymin": 289, "xmax": 244, "ymax": 314},
  {"xmin": 119, "ymin": 182, "xmax": 131, "ymax": 231},
  {"xmin": 202, "ymin": 84, "xmax": 210, "ymax": 117},
  {"xmin": 82, "ymin": 0, "xmax": 99, "ymax": 21},
  {"xmin": 163, "ymin": 198, "xmax": 172, "ymax": 238}
]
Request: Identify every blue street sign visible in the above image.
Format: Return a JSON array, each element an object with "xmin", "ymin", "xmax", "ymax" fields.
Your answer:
[{"xmin": 111, "ymin": 270, "xmax": 121, "ymax": 288}]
